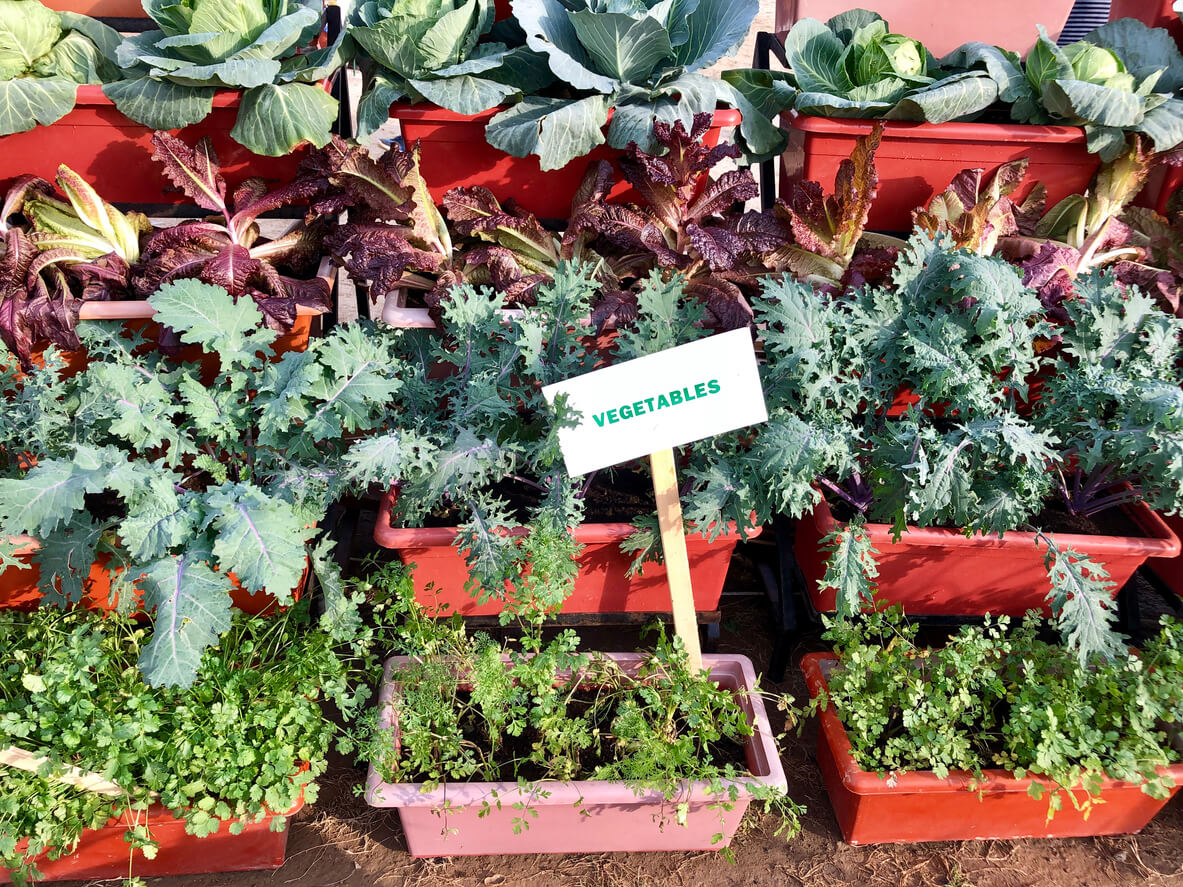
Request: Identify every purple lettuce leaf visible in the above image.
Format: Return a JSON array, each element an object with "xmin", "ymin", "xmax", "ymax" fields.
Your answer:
[{"xmin": 151, "ymin": 132, "xmax": 228, "ymax": 215}]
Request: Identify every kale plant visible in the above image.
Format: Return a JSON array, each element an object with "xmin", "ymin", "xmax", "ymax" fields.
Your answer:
[
  {"xmin": 751, "ymin": 234, "xmax": 1182, "ymax": 662},
  {"xmin": 341, "ymin": 264, "xmax": 765, "ymax": 616},
  {"xmin": 0, "ymin": 280, "xmax": 402, "ymax": 686}
]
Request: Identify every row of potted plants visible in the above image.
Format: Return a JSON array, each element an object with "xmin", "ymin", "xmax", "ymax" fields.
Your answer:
[
  {"xmin": 0, "ymin": 39, "xmax": 1180, "ymax": 880},
  {"xmin": 3, "ymin": 119, "xmax": 1182, "ymax": 632},
  {"xmin": 1, "ymin": 223, "xmax": 1181, "ymax": 878},
  {"xmin": 5, "ymin": 0, "xmax": 1181, "ymax": 219}
]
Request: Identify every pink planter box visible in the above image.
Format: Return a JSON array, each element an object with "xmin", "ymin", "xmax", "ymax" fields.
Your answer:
[
  {"xmin": 374, "ymin": 485, "xmax": 759, "ymax": 615},
  {"xmin": 795, "ymin": 495, "xmax": 1180, "ymax": 616},
  {"xmin": 366, "ymin": 653, "xmax": 786, "ymax": 856},
  {"xmin": 801, "ymin": 653, "xmax": 1183, "ymax": 844}
]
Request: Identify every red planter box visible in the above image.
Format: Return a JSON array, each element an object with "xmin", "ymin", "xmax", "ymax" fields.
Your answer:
[
  {"xmin": 392, "ymin": 104, "xmax": 742, "ymax": 219},
  {"xmin": 801, "ymin": 653, "xmax": 1183, "ymax": 844},
  {"xmin": 1148, "ymin": 512, "xmax": 1183, "ymax": 597},
  {"xmin": 0, "ymin": 86, "xmax": 308, "ymax": 205},
  {"xmin": 795, "ymin": 496, "xmax": 1180, "ymax": 616},
  {"xmin": 25, "ymin": 256, "xmax": 334, "ymax": 379},
  {"xmin": 0, "ymin": 536, "xmax": 306, "ymax": 616},
  {"xmin": 780, "ymin": 114, "xmax": 1100, "ymax": 232},
  {"xmin": 366, "ymin": 653, "xmax": 786, "ymax": 856},
  {"xmin": 374, "ymin": 485, "xmax": 758, "ymax": 615},
  {"xmin": 1, "ymin": 800, "xmax": 301, "ymax": 883}
]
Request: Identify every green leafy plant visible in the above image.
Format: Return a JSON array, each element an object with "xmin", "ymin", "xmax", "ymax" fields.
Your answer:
[
  {"xmin": 357, "ymin": 560, "xmax": 802, "ymax": 845},
  {"xmin": 805, "ymin": 607, "xmax": 1183, "ymax": 817},
  {"xmin": 0, "ymin": 279, "xmax": 402, "ymax": 686},
  {"xmin": 341, "ymin": 263, "xmax": 766, "ymax": 617},
  {"xmin": 0, "ymin": 598, "xmax": 373, "ymax": 886},
  {"xmin": 485, "ymin": 0, "xmax": 788, "ymax": 170},
  {"xmin": 1004, "ymin": 19, "xmax": 1183, "ymax": 160},
  {"xmin": 351, "ymin": 0, "xmax": 550, "ymax": 136},
  {"xmin": 750, "ymin": 233, "xmax": 1183, "ymax": 661},
  {"xmin": 776, "ymin": 10, "xmax": 1000, "ymax": 122},
  {"xmin": 0, "ymin": 132, "xmax": 336, "ymax": 368},
  {"xmin": 0, "ymin": 0, "xmax": 122, "ymax": 136},
  {"xmin": 104, "ymin": 0, "xmax": 348, "ymax": 156}
]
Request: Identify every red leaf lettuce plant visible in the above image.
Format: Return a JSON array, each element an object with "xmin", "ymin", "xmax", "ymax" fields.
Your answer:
[
  {"xmin": 319, "ymin": 136, "xmax": 562, "ymax": 317},
  {"xmin": 134, "ymin": 132, "xmax": 334, "ymax": 333},
  {"xmin": 0, "ymin": 168, "xmax": 150, "ymax": 367}
]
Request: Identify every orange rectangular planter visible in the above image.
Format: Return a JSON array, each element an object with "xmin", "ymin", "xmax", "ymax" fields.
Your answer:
[
  {"xmin": 780, "ymin": 114, "xmax": 1100, "ymax": 232},
  {"xmin": 27, "ymin": 256, "xmax": 334, "ymax": 379},
  {"xmin": 391, "ymin": 104, "xmax": 742, "ymax": 219},
  {"xmin": 374, "ymin": 485, "xmax": 759, "ymax": 615},
  {"xmin": 1148, "ymin": 512, "xmax": 1183, "ymax": 597},
  {"xmin": 0, "ymin": 536, "xmax": 306, "ymax": 616},
  {"xmin": 801, "ymin": 653, "xmax": 1183, "ymax": 844},
  {"xmin": 794, "ymin": 495, "xmax": 1180, "ymax": 617},
  {"xmin": 0, "ymin": 86, "xmax": 311, "ymax": 205},
  {"xmin": 0, "ymin": 800, "xmax": 301, "ymax": 884}
]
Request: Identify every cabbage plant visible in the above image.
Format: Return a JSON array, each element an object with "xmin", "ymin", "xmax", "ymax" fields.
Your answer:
[
  {"xmin": 486, "ymin": 0, "xmax": 788, "ymax": 171},
  {"xmin": 352, "ymin": 0, "xmax": 551, "ymax": 137},
  {"xmin": 104, "ymin": 0, "xmax": 348, "ymax": 156},
  {"xmin": 778, "ymin": 10, "xmax": 999, "ymax": 122},
  {"xmin": 947, "ymin": 19, "xmax": 1183, "ymax": 161},
  {"xmin": 1021, "ymin": 20, "xmax": 1183, "ymax": 160},
  {"xmin": 0, "ymin": 0, "xmax": 122, "ymax": 136}
]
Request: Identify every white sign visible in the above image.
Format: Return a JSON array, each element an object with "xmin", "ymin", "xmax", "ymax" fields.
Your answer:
[{"xmin": 541, "ymin": 328, "xmax": 768, "ymax": 476}]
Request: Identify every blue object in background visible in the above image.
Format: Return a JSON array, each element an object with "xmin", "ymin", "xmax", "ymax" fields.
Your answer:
[{"xmin": 1058, "ymin": 0, "xmax": 1112, "ymax": 42}]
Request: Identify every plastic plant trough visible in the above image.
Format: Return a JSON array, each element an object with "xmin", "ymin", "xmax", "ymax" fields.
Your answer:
[
  {"xmin": 0, "ymin": 87, "xmax": 310, "ymax": 205},
  {"xmin": 27, "ymin": 256, "xmax": 335, "ymax": 378},
  {"xmin": 780, "ymin": 114, "xmax": 1100, "ymax": 233},
  {"xmin": 794, "ymin": 494, "xmax": 1180, "ymax": 617},
  {"xmin": 391, "ymin": 104, "xmax": 742, "ymax": 219},
  {"xmin": 374, "ymin": 485, "xmax": 759, "ymax": 615},
  {"xmin": 0, "ymin": 799, "xmax": 302, "ymax": 883},
  {"xmin": 366, "ymin": 652, "xmax": 786, "ymax": 856},
  {"xmin": 800, "ymin": 653, "xmax": 1183, "ymax": 844},
  {"xmin": 0, "ymin": 535, "xmax": 306, "ymax": 616},
  {"xmin": 1147, "ymin": 512, "xmax": 1183, "ymax": 598}
]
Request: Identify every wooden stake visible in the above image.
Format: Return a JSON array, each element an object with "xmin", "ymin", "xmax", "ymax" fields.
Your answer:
[
  {"xmin": 0, "ymin": 745, "xmax": 156, "ymax": 799},
  {"xmin": 649, "ymin": 447, "xmax": 703, "ymax": 672}
]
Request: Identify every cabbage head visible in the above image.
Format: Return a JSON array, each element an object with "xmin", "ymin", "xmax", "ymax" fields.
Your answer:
[
  {"xmin": 104, "ymin": 0, "xmax": 350, "ymax": 156},
  {"xmin": 0, "ymin": 0, "xmax": 122, "ymax": 136}
]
